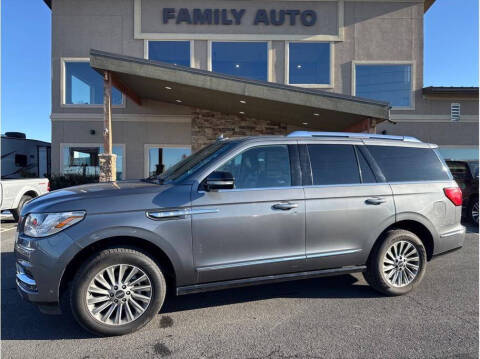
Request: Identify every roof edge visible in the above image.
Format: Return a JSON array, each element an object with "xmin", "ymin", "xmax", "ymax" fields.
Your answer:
[{"xmin": 90, "ymin": 49, "xmax": 390, "ymax": 109}]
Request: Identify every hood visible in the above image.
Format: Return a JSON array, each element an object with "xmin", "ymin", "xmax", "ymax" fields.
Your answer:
[{"xmin": 21, "ymin": 180, "xmax": 192, "ymax": 215}]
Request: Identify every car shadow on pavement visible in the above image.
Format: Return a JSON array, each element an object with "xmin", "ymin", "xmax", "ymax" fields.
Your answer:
[
  {"xmin": 1, "ymin": 251, "xmax": 92, "ymax": 340},
  {"xmin": 1, "ymin": 249, "xmax": 380, "ymax": 341},
  {"xmin": 161, "ymin": 273, "xmax": 382, "ymax": 315}
]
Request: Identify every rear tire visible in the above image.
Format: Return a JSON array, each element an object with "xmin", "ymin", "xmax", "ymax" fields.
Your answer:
[
  {"xmin": 364, "ymin": 229, "xmax": 427, "ymax": 296},
  {"xmin": 70, "ymin": 246, "xmax": 166, "ymax": 336},
  {"xmin": 468, "ymin": 197, "xmax": 479, "ymax": 225},
  {"xmin": 11, "ymin": 194, "xmax": 33, "ymax": 222}
]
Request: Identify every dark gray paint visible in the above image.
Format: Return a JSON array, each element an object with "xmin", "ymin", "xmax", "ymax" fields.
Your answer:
[{"xmin": 15, "ymin": 135, "xmax": 465, "ymax": 309}]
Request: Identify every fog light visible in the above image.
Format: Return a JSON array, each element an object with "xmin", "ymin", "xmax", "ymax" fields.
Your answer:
[{"xmin": 16, "ymin": 261, "xmax": 37, "ymax": 292}]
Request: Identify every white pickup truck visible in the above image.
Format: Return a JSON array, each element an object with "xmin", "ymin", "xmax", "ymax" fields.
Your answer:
[{"xmin": 0, "ymin": 178, "xmax": 50, "ymax": 221}]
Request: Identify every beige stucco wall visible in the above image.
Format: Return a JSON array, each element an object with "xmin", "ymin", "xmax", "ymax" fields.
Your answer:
[{"xmin": 49, "ymin": 0, "xmax": 478, "ymax": 178}]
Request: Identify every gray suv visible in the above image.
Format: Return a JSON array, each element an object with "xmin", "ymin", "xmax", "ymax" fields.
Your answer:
[{"xmin": 15, "ymin": 132, "xmax": 465, "ymax": 336}]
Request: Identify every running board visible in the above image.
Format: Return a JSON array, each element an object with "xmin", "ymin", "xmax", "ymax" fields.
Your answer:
[{"xmin": 176, "ymin": 265, "xmax": 366, "ymax": 295}]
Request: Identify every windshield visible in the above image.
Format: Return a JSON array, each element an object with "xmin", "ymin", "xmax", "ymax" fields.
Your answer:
[{"xmin": 151, "ymin": 141, "xmax": 235, "ymax": 183}]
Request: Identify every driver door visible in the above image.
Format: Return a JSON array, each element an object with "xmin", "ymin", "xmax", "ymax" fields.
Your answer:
[{"xmin": 190, "ymin": 143, "xmax": 306, "ymax": 283}]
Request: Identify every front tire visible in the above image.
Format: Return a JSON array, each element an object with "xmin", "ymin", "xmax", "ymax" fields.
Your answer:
[
  {"xmin": 364, "ymin": 229, "xmax": 427, "ymax": 296},
  {"xmin": 11, "ymin": 194, "xmax": 33, "ymax": 222},
  {"xmin": 70, "ymin": 246, "xmax": 166, "ymax": 336}
]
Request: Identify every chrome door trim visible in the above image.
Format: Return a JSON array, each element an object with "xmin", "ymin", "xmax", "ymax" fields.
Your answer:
[
  {"xmin": 440, "ymin": 227, "xmax": 466, "ymax": 238},
  {"xmin": 307, "ymin": 248, "xmax": 362, "ymax": 259},
  {"xmin": 196, "ymin": 255, "xmax": 306, "ymax": 272},
  {"xmin": 146, "ymin": 208, "xmax": 219, "ymax": 220}
]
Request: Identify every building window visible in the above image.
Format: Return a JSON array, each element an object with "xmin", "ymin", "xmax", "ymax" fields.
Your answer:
[
  {"xmin": 147, "ymin": 146, "xmax": 191, "ymax": 177},
  {"xmin": 451, "ymin": 103, "xmax": 461, "ymax": 121},
  {"xmin": 288, "ymin": 42, "xmax": 331, "ymax": 85},
  {"xmin": 439, "ymin": 147, "xmax": 479, "ymax": 161},
  {"xmin": 62, "ymin": 145, "xmax": 125, "ymax": 179},
  {"xmin": 211, "ymin": 42, "xmax": 268, "ymax": 81},
  {"xmin": 148, "ymin": 41, "xmax": 191, "ymax": 66},
  {"xmin": 355, "ymin": 64, "xmax": 412, "ymax": 108},
  {"xmin": 64, "ymin": 61, "xmax": 123, "ymax": 105}
]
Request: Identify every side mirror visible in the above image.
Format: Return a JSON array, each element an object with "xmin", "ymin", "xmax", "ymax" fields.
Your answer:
[{"xmin": 204, "ymin": 171, "xmax": 235, "ymax": 191}]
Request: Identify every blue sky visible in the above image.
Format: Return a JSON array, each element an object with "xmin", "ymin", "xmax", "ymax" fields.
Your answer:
[{"xmin": 1, "ymin": 0, "xmax": 479, "ymax": 143}]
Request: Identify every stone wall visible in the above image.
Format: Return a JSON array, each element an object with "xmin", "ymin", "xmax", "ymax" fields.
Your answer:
[{"xmin": 191, "ymin": 109, "xmax": 288, "ymax": 152}]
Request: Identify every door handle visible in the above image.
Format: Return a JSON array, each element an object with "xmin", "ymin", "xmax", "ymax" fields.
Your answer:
[
  {"xmin": 272, "ymin": 202, "xmax": 298, "ymax": 210},
  {"xmin": 365, "ymin": 197, "xmax": 387, "ymax": 205}
]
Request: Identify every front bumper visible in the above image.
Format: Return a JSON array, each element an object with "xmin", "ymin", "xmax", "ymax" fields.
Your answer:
[{"xmin": 14, "ymin": 231, "xmax": 76, "ymax": 310}]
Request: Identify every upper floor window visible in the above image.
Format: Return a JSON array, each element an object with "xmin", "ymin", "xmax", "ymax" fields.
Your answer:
[
  {"xmin": 211, "ymin": 42, "xmax": 268, "ymax": 82},
  {"xmin": 148, "ymin": 41, "xmax": 191, "ymax": 67},
  {"xmin": 287, "ymin": 42, "xmax": 331, "ymax": 86},
  {"xmin": 64, "ymin": 61, "xmax": 123, "ymax": 105},
  {"xmin": 354, "ymin": 64, "xmax": 412, "ymax": 108}
]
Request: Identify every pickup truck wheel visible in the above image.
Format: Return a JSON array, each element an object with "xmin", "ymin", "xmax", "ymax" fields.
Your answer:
[
  {"xmin": 11, "ymin": 194, "xmax": 33, "ymax": 222},
  {"xmin": 70, "ymin": 246, "xmax": 166, "ymax": 336},
  {"xmin": 363, "ymin": 229, "xmax": 427, "ymax": 296}
]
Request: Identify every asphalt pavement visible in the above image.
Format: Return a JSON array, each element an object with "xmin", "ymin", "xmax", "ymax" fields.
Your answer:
[{"xmin": 1, "ymin": 217, "xmax": 478, "ymax": 359}]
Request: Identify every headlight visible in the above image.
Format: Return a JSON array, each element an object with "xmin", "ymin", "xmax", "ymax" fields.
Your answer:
[{"xmin": 24, "ymin": 211, "xmax": 86, "ymax": 238}]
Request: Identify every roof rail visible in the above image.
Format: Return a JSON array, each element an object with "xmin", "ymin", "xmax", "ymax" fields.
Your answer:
[{"xmin": 287, "ymin": 131, "xmax": 422, "ymax": 143}]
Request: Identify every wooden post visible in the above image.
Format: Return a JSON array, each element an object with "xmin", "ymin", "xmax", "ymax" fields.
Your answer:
[
  {"xmin": 103, "ymin": 71, "xmax": 112, "ymax": 155},
  {"xmin": 99, "ymin": 71, "xmax": 117, "ymax": 182},
  {"xmin": 368, "ymin": 119, "xmax": 377, "ymax": 134}
]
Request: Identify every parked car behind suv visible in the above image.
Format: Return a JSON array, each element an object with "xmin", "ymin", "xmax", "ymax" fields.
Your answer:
[
  {"xmin": 446, "ymin": 160, "xmax": 478, "ymax": 225},
  {"xmin": 15, "ymin": 132, "xmax": 465, "ymax": 336}
]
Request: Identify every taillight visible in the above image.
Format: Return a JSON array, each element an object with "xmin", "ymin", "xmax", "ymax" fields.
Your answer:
[
  {"xmin": 444, "ymin": 187, "xmax": 463, "ymax": 206},
  {"xmin": 47, "ymin": 180, "xmax": 50, "ymax": 192}
]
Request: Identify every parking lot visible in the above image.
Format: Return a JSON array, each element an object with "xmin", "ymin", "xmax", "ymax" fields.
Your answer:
[{"xmin": 1, "ymin": 218, "xmax": 478, "ymax": 359}]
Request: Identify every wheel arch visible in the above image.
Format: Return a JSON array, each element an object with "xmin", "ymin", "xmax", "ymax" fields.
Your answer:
[
  {"xmin": 13, "ymin": 189, "xmax": 39, "ymax": 209},
  {"xmin": 370, "ymin": 219, "xmax": 435, "ymax": 261},
  {"xmin": 59, "ymin": 236, "xmax": 177, "ymax": 299}
]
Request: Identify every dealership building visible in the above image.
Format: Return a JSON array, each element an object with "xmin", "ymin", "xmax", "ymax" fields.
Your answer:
[{"xmin": 44, "ymin": 0, "xmax": 479, "ymax": 180}]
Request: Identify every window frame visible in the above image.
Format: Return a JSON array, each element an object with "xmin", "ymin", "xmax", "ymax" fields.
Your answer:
[
  {"xmin": 59, "ymin": 143, "xmax": 127, "ymax": 179},
  {"xmin": 143, "ymin": 144, "xmax": 192, "ymax": 178},
  {"xmin": 284, "ymin": 41, "xmax": 334, "ymax": 88},
  {"xmin": 144, "ymin": 40, "xmax": 195, "ymax": 68},
  {"xmin": 351, "ymin": 61, "xmax": 415, "ymax": 110},
  {"xmin": 60, "ymin": 58, "xmax": 125, "ymax": 108},
  {"xmin": 207, "ymin": 40, "xmax": 273, "ymax": 82},
  {"xmin": 199, "ymin": 143, "xmax": 299, "ymax": 192}
]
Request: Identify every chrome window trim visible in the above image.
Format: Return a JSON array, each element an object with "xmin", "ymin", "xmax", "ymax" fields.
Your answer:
[{"xmin": 198, "ymin": 185, "xmax": 304, "ymax": 194}]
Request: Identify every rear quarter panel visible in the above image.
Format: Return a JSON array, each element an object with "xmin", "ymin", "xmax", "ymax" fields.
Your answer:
[{"xmin": 390, "ymin": 180, "xmax": 462, "ymax": 254}]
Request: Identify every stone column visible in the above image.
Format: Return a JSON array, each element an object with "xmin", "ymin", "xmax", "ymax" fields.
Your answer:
[{"xmin": 98, "ymin": 153, "xmax": 117, "ymax": 182}]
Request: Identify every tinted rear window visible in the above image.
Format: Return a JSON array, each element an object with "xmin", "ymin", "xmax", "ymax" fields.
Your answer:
[
  {"xmin": 367, "ymin": 145, "xmax": 450, "ymax": 182},
  {"xmin": 308, "ymin": 144, "xmax": 360, "ymax": 185}
]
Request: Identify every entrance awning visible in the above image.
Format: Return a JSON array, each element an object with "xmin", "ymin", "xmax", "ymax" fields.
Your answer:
[{"xmin": 90, "ymin": 49, "xmax": 390, "ymax": 131}]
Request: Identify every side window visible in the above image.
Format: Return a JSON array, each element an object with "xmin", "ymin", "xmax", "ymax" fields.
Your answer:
[
  {"xmin": 356, "ymin": 148, "xmax": 377, "ymax": 183},
  {"xmin": 367, "ymin": 145, "xmax": 450, "ymax": 182},
  {"xmin": 216, "ymin": 145, "xmax": 292, "ymax": 189},
  {"xmin": 307, "ymin": 144, "xmax": 360, "ymax": 185}
]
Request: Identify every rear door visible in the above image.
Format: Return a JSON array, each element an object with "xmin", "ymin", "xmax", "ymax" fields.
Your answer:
[
  {"xmin": 365, "ymin": 143, "xmax": 458, "ymax": 252},
  {"xmin": 302, "ymin": 142, "xmax": 395, "ymax": 270}
]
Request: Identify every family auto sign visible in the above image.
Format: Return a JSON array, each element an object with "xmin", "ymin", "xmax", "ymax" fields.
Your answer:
[{"xmin": 162, "ymin": 8, "xmax": 318, "ymax": 27}]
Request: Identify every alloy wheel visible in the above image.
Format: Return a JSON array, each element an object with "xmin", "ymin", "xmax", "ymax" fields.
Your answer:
[
  {"xmin": 382, "ymin": 241, "xmax": 420, "ymax": 287},
  {"xmin": 86, "ymin": 264, "xmax": 153, "ymax": 325},
  {"xmin": 472, "ymin": 201, "xmax": 479, "ymax": 224}
]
